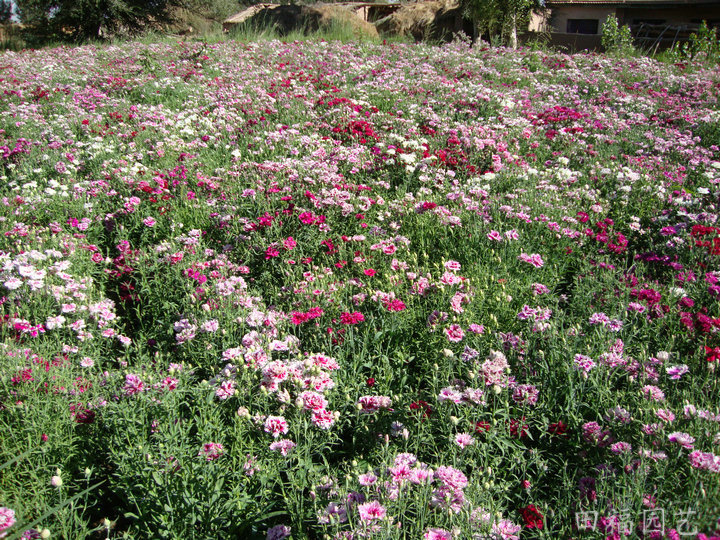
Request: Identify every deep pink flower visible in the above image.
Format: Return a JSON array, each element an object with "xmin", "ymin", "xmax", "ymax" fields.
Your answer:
[
  {"xmin": 444, "ymin": 324, "xmax": 464, "ymax": 342},
  {"xmin": 357, "ymin": 500, "xmax": 387, "ymax": 522}
]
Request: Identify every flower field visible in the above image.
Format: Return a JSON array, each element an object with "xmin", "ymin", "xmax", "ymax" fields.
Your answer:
[{"xmin": 0, "ymin": 37, "xmax": 719, "ymax": 539}]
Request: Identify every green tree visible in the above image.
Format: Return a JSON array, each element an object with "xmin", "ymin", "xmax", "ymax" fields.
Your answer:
[
  {"xmin": 0, "ymin": 0, "xmax": 13, "ymax": 24},
  {"xmin": 463, "ymin": 0, "xmax": 543, "ymax": 48},
  {"xmin": 16, "ymin": 0, "xmax": 183, "ymax": 41}
]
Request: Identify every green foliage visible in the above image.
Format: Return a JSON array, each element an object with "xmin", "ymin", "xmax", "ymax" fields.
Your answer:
[
  {"xmin": 601, "ymin": 14, "xmax": 635, "ymax": 57},
  {"xmin": 0, "ymin": 1, "xmax": 12, "ymax": 24},
  {"xmin": 462, "ymin": 0, "xmax": 542, "ymax": 48},
  {"xmin": 665, "ymin": 21, "xmax": 720, "ymax": 65},
  {"xmin": 182, "ymin": 0, "xmax": 240, "ymax": 22},
  {"xmin": 16, "ymin": 0, "xmax": 183, "ymax": 42}
]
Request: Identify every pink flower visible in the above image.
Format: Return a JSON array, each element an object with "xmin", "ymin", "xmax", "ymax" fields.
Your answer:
[
  {"xmin": 518, "ymin": 253, "xmax": 544, "ymax": 268},
  {"xmin": 123, "ymin": 374, "xmax": 144, "ymax": 396},
  {"xmin": 574, "ymin": 354, "xmax": 596, "ymax": 374},
  {"xmin": 492, "ymin": 519, "xmax": 521, "ymax": 540},
  {"xmin": 512, "ymin": 384, "xmax": 539, "ymax": 406},
  {"xmin": 358, "ymin": 472, "xmax": 378, "ymax": 486},
  {"xmin": 435, "ymin": 465, "xmax": 468, "ymax": 489},
  {"xmin": 216, "ymin": 380, "xmax": 235, "ymax": 400},
  {"xmin": 424, "ymin": 528, "xmax": 452, "ymax": 540},
  {"xmin": 656, "ymin": 409, "xmax": 675, "ymax": 423},
  {"xmin": 283, "ymin": 237, "xmax": 296, "ymax": 250},
  {"xmin": 298, "ymin": 391, "xmax": 328, "ymax": 411},
  {"xmin": 610, "ymin": 441, "xmax": 632, "ymax": 454},
  {"xmin": 311, "ymin": 409, "xmax": 336, "ymax": 429},
  {"xmin": 641, "ymin": 385, "xmax": 665, "ymax": 402},
  {"xmin": 454, "ymin": 432, "xmax": 474, "ymax": 449},
  {"xmin": 0, "ymin": 507, "xmax": 16, "ymax": 537},
  {"xmin": 357, "ymin": 395, "xmax": 392, "ymax": 413},
  {"xmin": 487, "ymin": 230, "xmax": 503, "ymax": 242},
  {"xmin": 265, "ymin": 245, "xmax": 280, "ymax": 259},
  {"xmin": 668, "ymin": 432, "xmax": 695, "ymax": 449},
  {"xmin": 264, "ymin": 416, "xmax": 289, "ymax": 438},
  {"xmin": 444, "ymin": 260, "xmax": 461, "ymax": 272},
  {"xmin": 143, "ymin": 217, "xmax": 156, "ymax": 227},
  {"xmin": 199, "ymin": 442, "xmax": 224, "ymax": 461},
  {"xmin": 266, "ymin": 524, "xmax": 291, "ymax": 540},
  {"xmin": 384, "ymin": 298, "xmax": 406, "ymax": 312},
  {"xmin": 357, "ymin": 500, "xmax": 387, "ymax": 522},
  {"xmin": 445, "ymin": 324, "xmax": 464, "ymax": 342}
]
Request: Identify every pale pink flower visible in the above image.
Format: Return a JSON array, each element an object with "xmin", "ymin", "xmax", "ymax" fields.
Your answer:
[
  {"xmin": 641, "ymin": 385, "xmax": 665, "ymax": 402},
  {"xmin": 269, "ymin": 439, "xmax": 296, "ymax": 456},
  {"xmin": 518, "ymin": 253, "xmax": 544, "ymax": 268},
  {"xmin": 357, "ymin": 395, "xmax": 392, "ymax": 413}
]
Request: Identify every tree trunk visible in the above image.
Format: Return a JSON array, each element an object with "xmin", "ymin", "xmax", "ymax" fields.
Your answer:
[{"xmin": 510, "ymin": 12, "xmax": 517, "ymax": 49}]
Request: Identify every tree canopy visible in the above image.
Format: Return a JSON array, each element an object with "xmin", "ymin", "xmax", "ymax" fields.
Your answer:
[
  {"xmin": 15, "ymin": 0, "xmax": 224, "ymax": 41},
  {"xmin": 462, "ymin": 0, "xmax": 544, "ymax": 48}
]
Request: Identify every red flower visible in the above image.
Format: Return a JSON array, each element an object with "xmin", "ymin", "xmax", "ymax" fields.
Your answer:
[
  {"xmin": 366, "ymin": 377, "xmax": 375, "ymax": 387},
  {"xmin": 509, "ymin": 417, "xmax": 529, "ymax": 439},
  {"xmin": 364, "ymin": 268, "xmax": 376, "ymax": 277},
  {"xmin": 548, "ymin": 420, "xmax": 568, "ymax": 437},
  {"xmin": 520, "ymin": 504, "xmax": 544, "ymax": 529},
  {"xmin": 475, "ymin": 421, "xmax": 491, "ymax": 434},
  {"xmin": 705, "ymin": 346, "xmax": 720, "ymax": 363},
  {"xmin": 410, "ymin": 400, "xmax": 432, "ymax": 418}
]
